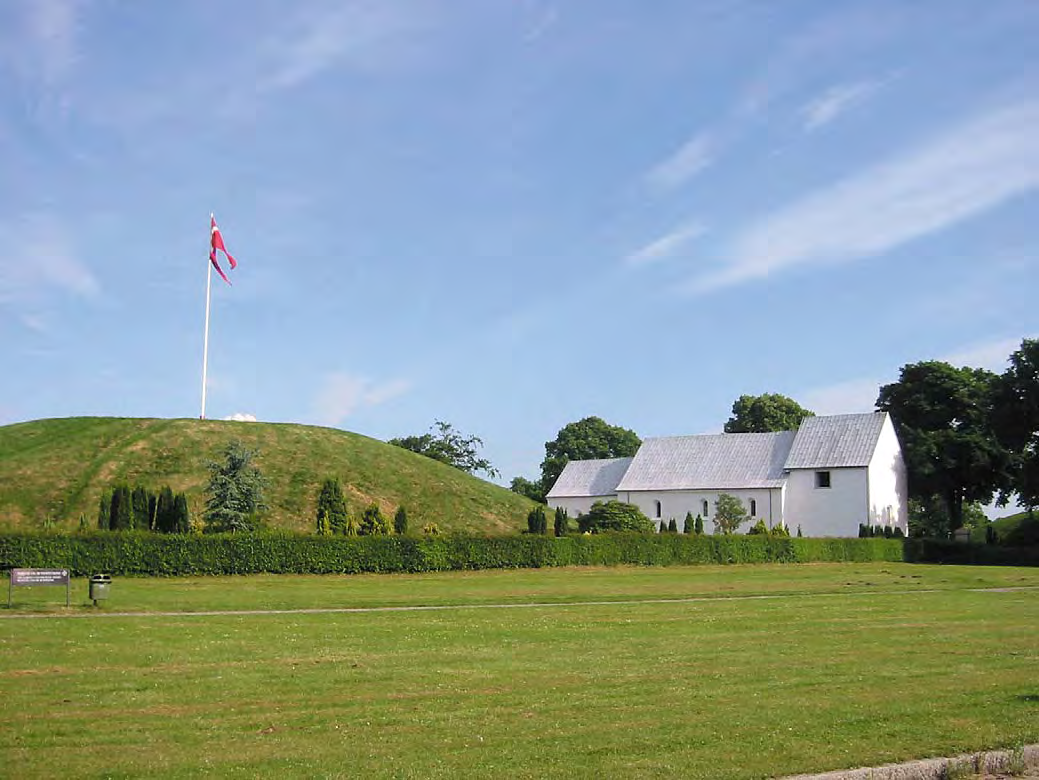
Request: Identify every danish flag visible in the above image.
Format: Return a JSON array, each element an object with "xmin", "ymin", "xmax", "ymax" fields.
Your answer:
[{"xmin": 209, "ymin": 214, "xmax": 237, "ymax": 284}]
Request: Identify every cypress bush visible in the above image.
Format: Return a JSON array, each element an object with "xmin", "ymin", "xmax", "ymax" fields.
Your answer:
[
  {"xmin": 683, "ymin": 512, "xmax": 693, "ymax": 534},
  {"xmin": 394, "ymin": 506, "xmax": 408, "ymax": 536},
  {"xmin": 553, "ymin": 506, "xmax": 569, "ymax": 537}
]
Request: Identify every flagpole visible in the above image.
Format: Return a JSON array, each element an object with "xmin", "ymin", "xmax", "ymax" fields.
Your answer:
[{"xmin": 200, "ymin": 214, "xmax": 214, "ymax": 420}]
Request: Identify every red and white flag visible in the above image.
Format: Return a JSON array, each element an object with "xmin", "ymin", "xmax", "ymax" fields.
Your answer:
[{"xmin": 209, "ymin": 214, "xmax": 237, "ymax": 284}]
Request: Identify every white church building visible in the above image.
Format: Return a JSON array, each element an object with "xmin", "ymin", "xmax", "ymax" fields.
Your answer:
[{"xmin": 546, "ymin": 412, "xmax": 908, "ymax": 537}]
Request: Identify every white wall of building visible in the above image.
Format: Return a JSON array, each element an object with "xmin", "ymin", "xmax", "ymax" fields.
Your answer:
[
  {"xmin": 784, "ymin": 467, "xmax": 867, "ymax": 537},
  {"xmin": 547, "ymin": 495, "xmax": 614, "ymax": 519},
  {"xmin": 866, "ymin": 415, "xmax": 909, "ymax": 533},
  {"xmin": 616, "ymin": 488, "xmax": 786, "ymax": 532}
]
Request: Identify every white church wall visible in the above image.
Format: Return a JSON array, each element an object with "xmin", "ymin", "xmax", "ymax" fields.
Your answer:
[
  {"xmin": 784, "ymin": 467, "xmax": 868, "ymax": 537},
  {"xmin": 867, "ymin": 415, "xmax": 909, "ymax": 533},
  {"xmin": 616, "ymin": 488, "xmax": 786, "ymax": 532}
]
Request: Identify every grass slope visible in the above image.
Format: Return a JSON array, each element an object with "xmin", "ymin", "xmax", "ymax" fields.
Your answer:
[
  {"xmin": 2, "ymin": 563, "xmax": 1037, "ymax": 778},
  {"xmin": 0, "ymin": 417, "xmax": 537, "ymax": 534}
]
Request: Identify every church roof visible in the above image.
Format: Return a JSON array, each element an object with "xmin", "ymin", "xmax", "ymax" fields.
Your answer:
[
  {"xmin": 784, "ymin": 412, "xmax": 888, "ymax": 469},
  {"xmin": 614, "ymin": 431, "xmax": 796, "ymax": 491},
  {"xmin": 545, "ymin": 457, "xmax": 634, "ymax": 499}
]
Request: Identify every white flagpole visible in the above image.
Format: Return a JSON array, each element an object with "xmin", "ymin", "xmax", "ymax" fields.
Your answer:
[{"xmin": 200, "ymin": 213, "xmax": 214, "ymax": 420}]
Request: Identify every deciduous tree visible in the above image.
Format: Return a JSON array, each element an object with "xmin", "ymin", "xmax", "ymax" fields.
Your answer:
[
  {"xmin": 713, "ymin": 493, "xmax": 747, "ymax": 535},
  {"xmin": 576, "ymin": 500, "xmax": 654, "ymax": 534},
  {"xmin": 724, "ymin": 394, "xmax": 814, "ymax": 433},
  {"xmin": 540, "ymin": 417, "xmax": 641, "ymax": 496},
  {"xmin": 390, "ymin": 421, "xmax": 500, "ymax": 479},
  {"xmin": 877, "ymin": 361, "xmax": 1011, "ymax": 531}
]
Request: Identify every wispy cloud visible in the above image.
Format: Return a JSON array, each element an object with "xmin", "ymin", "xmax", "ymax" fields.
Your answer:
[
  {"xmin": 645, "ymin": 132, "xmax": 714, "ymax": 191},
  {"xmin": 799, "ymin": 335, "xmax": 1030, "ymax": 416},
  {"xmin": 801, "ymin": 378, "xmax": 883, "ymax": 416},
  {"xmin": 0, "ymin": 214, "xmax": 100, "ymax": 311},
  {"xmin": 940, "ymin": 336, "xmax": 1023, "ymax": 372},
  {"xmin": 256, "ymin": 2, "xmax": 429, "ymax": 93},
  {"xmin": 0, "ymin": 0, "xmax": 83, "ymax": 102},
  {"xmin": 801, "ymin": 79, "xmax": 882, "ymax": 132},
  {"xmin": 313, "ymin": 372, "xmax": 410, "ymax": 427},
  {"xmin": 625, "ymin": 222, "xmax": 706, "ymax": 267},
  {"xmin": 685, "ymin": 101, "xmax": 1039, "ymax": 294}
]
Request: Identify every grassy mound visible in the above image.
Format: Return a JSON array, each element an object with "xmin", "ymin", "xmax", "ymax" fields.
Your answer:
[{"xmin": 0, "ymin": 417, "xmax": 537, "ymax": 534}]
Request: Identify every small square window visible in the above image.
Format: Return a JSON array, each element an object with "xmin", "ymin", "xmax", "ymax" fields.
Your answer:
[{"xmin": 815, "ymin": 471, "xmax": 831, "ymax": 489}]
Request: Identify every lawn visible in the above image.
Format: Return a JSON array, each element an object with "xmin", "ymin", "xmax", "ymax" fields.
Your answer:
[{"xmin": 2, "ymin": 563, "xmax": 1037, "ymax": 778}]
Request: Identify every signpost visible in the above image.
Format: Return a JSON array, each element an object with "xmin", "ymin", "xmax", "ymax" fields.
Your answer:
[{"xmin": 8, "ymin": 568, "xmax": 71, "ymax": 607}]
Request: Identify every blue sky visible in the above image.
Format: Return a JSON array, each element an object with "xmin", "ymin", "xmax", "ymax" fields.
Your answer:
[{"xmin": 2, "ymin": 0, "xmax": 1037, "ymax": 492}]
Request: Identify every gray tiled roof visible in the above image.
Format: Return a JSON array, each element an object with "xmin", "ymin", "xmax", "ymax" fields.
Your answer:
[
  {"xmin": 545, "ymin": 457, "xmax": 634, "ymax": 498},
  {"xmin": 614, "ymin": 431, "xmax": 796, "ymax": 491},
  {"xmin": 784, "ymin": 412, "xmax": 887, "ymax": 469}
]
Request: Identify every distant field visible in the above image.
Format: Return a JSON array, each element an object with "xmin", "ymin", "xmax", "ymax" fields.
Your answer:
[{"xmin": 2, "ymin": 563, "xmax": 1038, "ymax": 779}]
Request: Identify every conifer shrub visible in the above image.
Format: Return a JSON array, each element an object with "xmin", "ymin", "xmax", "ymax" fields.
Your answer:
[
  {"xmin": 553, "ymin": 506, "xmax": 569, "ymax": 537},
  {"xmin": 97, "ymin": 490, "xmax": 112, "ymax": 531},
  {"xmin": 394, "ymin": 506, "xmax": 409, "ymax": 536},
  {"xmin": 668, "ymin": 518, "xmax": 678, "ymax": 533},
  {"xmin": 110, "ymin": 485, "xmax": 134, "ymax": 530},
  {"xmin": 316, "ymin": 478, "xmax": 349, "ymax": 534},
  {"xmin": 683, "ymin": 512, "xmax": 694, "ymax": 534},
  {"xmin": 360, "ymin": 503, "xmax": 390, "ymax": 535},
  {"xmin": 694, "ymin": 514, "xmax": 704, "ymax": 535},
  {"xmin": 770, "ymin": 523, "xmax": 790, "ymax": 538},
  {"xmin": 747, "ymin": 519, "xmax": 769, "ymax": 535},
  {"xmin": 132, "ymin": 486, "xmax": 151, "ymax": 532}
]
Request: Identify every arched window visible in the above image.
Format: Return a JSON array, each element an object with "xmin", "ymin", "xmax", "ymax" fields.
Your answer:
[
  {"xmin": 701, "ymin": 499, "xmax": 709, "ymax": 517},
  {"xmin": 654, "ymin": 500, "xmax": 662, "ymax": 518},
  {"xmin": 750, "ymin": 499, "xmax": 757, "ymax": 517}
]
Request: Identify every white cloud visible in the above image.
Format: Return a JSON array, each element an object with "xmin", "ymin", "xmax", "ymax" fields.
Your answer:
[
  {"xmin": 801, "ymin": 79, "xmax": 881, "ymax": 132},
  {"xmin": 257, "ymin": 2, "xmax": 428, "ymax": 93},
  {"xmin": 939, "ymin": 336, "xmax": 1024, "ymax": 372},
  {"xmin": 800, "ymin": 378, "xmax": 884, "ymax": 417},
  {"xmin": 625, "ymin": 222, "xmax": 706, "ymax": 267},
  {"xmin": 645, "ymin": 132, "xmax": 714, "ymax": 191},
  {"xmin": 313, "ymin": 372, "xmax": 410, "ymax": 427},
  {"xmin": 685, "ymin": 101, "xmax": 1039, "ymax": 294},
  {"xmin": 799, "ymin": 336, "xmax": 1033, "ymax": 418},
  {"xmin": 0, "ymin": 214, "xmax": 100, "ymax": 309},
  {"xmin": 223, "ymin": 412, "xmax": 258, "ymax": 422}
]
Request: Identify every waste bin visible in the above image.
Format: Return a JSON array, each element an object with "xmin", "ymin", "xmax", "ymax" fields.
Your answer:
[{"xmin": 89, "ymin": 574, "xmax": 111, "ymax": 604}]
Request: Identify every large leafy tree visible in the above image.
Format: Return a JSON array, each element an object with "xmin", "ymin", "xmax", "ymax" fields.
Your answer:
[
  {"xmin": 389, "ymin": 420, "xmax": 499, "ymax": 479},
  {"xmin": 994, "ymin": 338, "xmax": 1039, "ymax": 512},
  {"xmin": 876, "ymin": 361, "xmax": 1011, "ymax": 531},
  {"xmin": 204, "ymin": 441, "xmax": 268, "ymax": 533},
  {"xmin": 724, "ymin": 394, "xmax": 814, "ymax": 433},
  {"xmin": 539, "ymin": 417, "xmax": 641, "ymax": 495}
]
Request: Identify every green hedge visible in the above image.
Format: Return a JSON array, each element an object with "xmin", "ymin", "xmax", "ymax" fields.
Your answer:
[
  {"xmin": 0, "ymin": 532, "xmax": 905, "ymax": 577},
  {"xmin": 903, "ymin": 538, "xmax": 1039, "ymax": 567}
]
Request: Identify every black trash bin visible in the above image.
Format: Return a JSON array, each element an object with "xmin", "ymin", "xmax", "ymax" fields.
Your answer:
[{"xmin": 89, "ymin": 574, "xmax": 112, "ymax": 605}]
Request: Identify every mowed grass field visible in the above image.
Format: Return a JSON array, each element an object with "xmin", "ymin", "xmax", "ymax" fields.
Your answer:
[{"xmin": 2, "ymin": 563, "xmax": 1037, "ymax": 779}]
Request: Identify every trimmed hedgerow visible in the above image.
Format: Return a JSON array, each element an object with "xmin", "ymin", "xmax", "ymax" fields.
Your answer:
[
  {"xmin": 903, "ymin": 538, "xmax": 1039, "ymax": 567},
  {"xmin": 0, "ymin": 532, "xmax": 906, "ymax": 577}
]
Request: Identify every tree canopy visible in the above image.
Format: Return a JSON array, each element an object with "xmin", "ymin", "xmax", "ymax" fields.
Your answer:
[
  {"xmin": 539, "ymin": 417, "xmax": 641, "ymax": 495},
  {"xmin": 389, "ymin": 420, "xmax": 500, "ymax": 479},
  {"xmin": 994, "ymin": 339, "xmax": 1039, "ymax": 512},
  {"xmin": 724, "ymin": 394, "xmax": 814, "ymax": 433},
  {"xmin": 876, "ymin": 361, "xmax": 1011, "ymax": 531}
]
